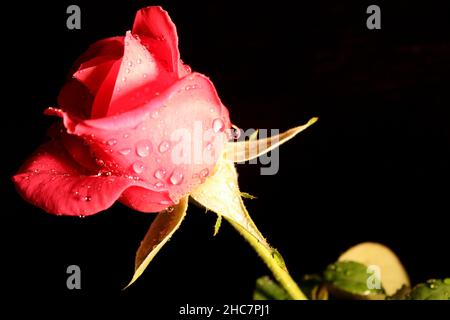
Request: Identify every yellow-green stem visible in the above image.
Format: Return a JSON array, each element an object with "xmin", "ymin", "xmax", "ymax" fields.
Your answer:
[{"xmin": 227, "ymin": 219, "xmax": 308, "ymax": 300}]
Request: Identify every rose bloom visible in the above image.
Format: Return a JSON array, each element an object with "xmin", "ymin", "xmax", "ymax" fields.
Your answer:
[{"xmin": 13, "ymin": 6, "xmax": 231, "ymax": 216}]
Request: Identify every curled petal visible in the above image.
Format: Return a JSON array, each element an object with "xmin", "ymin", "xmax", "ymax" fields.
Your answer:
[{"xmin": 132, "ymin": 6, "xmax": 181, "ymax": 74}]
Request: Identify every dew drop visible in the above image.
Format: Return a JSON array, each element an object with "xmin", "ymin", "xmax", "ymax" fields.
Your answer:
[
  {"xmin": 169, "ymin": 169, "xmax": 184, "ymax": 185},
  {"xmin": 206, "ymin": 142, "xmax": 213, "ymax": 151},
  {"xmin": 154, "ymin": 181, "xmax": 164, "ymax": 189},
  {"xmin": 121, "ymin": 76, "xmax": 127, "ymax": 82},
  {"xmin": 212, "ymin": 118, "xmax": 225, "ymax": 133},
  {"xmin": 154, "ymin": 169, "xmax": 167, "ymax": 180},
  {"xmin": 96, "ymin": 158, "xmax": 105, "ymax": 166},
  {"xmin": 136, "ymin": 58, "xmax": 142, "ymax": 64},
  {"xmin": 123, "ymin": 133, "xmax": 130, "ymax": 138},
  {"xmin": 132, "ymin": 161, "xmax": 145, "ymax": 174},
  {"xmin": 158, "ymin": 141, "xmax": 170, "ymax": 153},
  {"xmin": 185, "ymin": 84, "xmax": 199, "ymax": 91},
  {"xmin": 200, "ymin": 168, "xmax": 209, "ymax": 178},
  {"xmin": 151, "ymin": 111, "xmax": 159, "ymax": 119},
  {"xmin": 166, "ymin": 206, "xmax": 174, "ymax": 213},
  {"xmin": 118, "ymin": 148, "xmax": 131, "ymax": 155},
  {"xmin": 228, "ymin": 125, "xmax": 242, "ymax": 140},
  {"xmin": 127, "ymin": 61, "xmax": 133, "ymax": 67},
  {"xmin": 136, "ymin": 140, "xmax": 152, "ymax": 157},
  {"xmin": 107, "ymin": 138, "xmax": 117, "ymax": 146},
  {"xmin": 98, "ymin": 171, "xmax": 112, "ymax": 177},
  {"xmin": 82, "ymin": 195, "xmax": 92, "ymax": 202},
  {"xmin": 143, "ymin": 73, "xmax": 148, "ymax": 79},
  {"xmin": 125, "ymin": 68, "xmax": 131, "ymax": 74}
]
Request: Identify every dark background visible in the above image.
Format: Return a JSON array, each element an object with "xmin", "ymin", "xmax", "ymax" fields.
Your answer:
[{"xmin": 1, "ymin": 0, "xmax": 449, "ymax": 301}]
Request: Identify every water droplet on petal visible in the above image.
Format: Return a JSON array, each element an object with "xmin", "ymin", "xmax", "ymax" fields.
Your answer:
[
  {"xmin": 166, "ymin": 206, "xmax": 174, "ymax": 213},
  {"xmin": 136, "ymin": 58, "xmax": 142, "ymax": 64},
  {"xmin": 107, "ymin": 139, "xmax": 117, "ymax": 146},
  {"xmin": 127, "ymin": 61, "xmax": 133, "ymax": 67},
  {"xmin": 132, "ymin": 161, "xmax": 145, "ymax": 174},
  {"xmin": 123, "ymin": 133, "xmax": 129, "ymax": 138},
  {"xmin": 125, "ymin": 68, "xmax": 131, "ymax": 73},
  {"xmin": 118, "ymin": 148, "xmax": 131, "ymax": 155},
  {"xmin": 136, "ymin": 140, "xmax": 152, "ymax": 157},
  {"xmin": 154, "ymin": 169, "xmax": 167, "ymax": 180},
  {"xmin": 158, "ymin": 141, "xmax": 170, "ymax": 153},
  {"xmin": 121, "ymin": 76, "xmax": 127, "ymax": 82},
  {"xmin": 169, "ymin": 169, "xmax": 184, "ymax": 185},
  {"xmin": 227, "ymin": 125, "xmax": 241, "ymax": 140},
  {"xmin": 82, "ymin": 195, "xmax": 92, "ymax": 202},
  {"xmin": 200, "ymin": 168, "xmax": 209, "ymax": 178},
  {"xmin": 142, "ymin": 73, "xmax": 148, "ymax": 79},
  {"xmin": 151, "ymin": 111, "xmax": 159, "ymax": 119},
  {"xmin": 96, "ymin": 158, "xmax": 105, "ymax": 166},
  {"xmin": 154, "ymin": 181, "xmax": 164, "ymax": 189},
  {"xmin": 206, "ymin": 142, "xmax": 213, "ymax": 151},
  {"xmin": 185, "ymin": 84, "xmax": 199, "ymax": 91},
  {"xmin": 212, "ymin": 118, "xmax": 225, "ymax": 133}
]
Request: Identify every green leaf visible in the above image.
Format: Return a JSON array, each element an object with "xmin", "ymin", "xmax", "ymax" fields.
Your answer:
[
  {"xmin": 324, "ymin": 261, "xmax": 385, "ymax": 299},
  {"xmin": 338, "ymin": 242, "xmax": 410, "ymax": 295},
  {"xmin": 124, "ymin": 197, "xmax": 189, "ymax": 289},
  {"xmin": 407, "ymin": 279, "xmax": 450, "ymax": 300},
  {"xmin": 254, "ymin": 276, "xmax": 292, "ymax": 300}
]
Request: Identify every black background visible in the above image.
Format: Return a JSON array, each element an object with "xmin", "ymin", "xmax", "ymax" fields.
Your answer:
[{"xmin": 1, "ymin": 0, "xmax": 449, "ymax": 302}]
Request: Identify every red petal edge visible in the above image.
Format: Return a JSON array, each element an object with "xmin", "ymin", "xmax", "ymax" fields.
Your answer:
[{"xmin": 12, "ymin": 140, "xmax": 172, "ymax": 216}]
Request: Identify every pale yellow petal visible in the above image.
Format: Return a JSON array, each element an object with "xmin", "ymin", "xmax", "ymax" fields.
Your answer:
[
  {"xmin": 124, "ymin": 197, "xmax": 189, "ymax": 289},
  {"xmin": 224, "ymin": 117, "xmax": 318, "ymax": 162}
]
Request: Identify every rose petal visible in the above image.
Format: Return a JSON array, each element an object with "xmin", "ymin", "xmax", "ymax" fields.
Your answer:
[
  {"xmin": 57, "ymin": 79, "xmax": 93, "ymax": 119},
  {"xmin": 73, "ymin": 59, "xmax": 116, "ymax": 95},
  {"xmin": 12, "ymin": 140, "xmax": 171, "ymax": 216},
  {"xmin": 104, "ymin": 32, "xmax": 175, "ymax": 117},
  {"xmin": 132, "ymin": 6, "xmax": 182, "ymax": 75},
  {"xmin": 47, "ymin": 73, "xmax": 230, "ymax": 206},
  {"xmin": 71, "ymin": 36, "xmax": 124, "ymax": 73}
]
